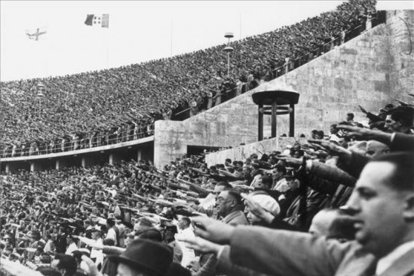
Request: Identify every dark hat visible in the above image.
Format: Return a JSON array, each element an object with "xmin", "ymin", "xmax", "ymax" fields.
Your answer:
[
  {"xmin": 165, "ymin": 262, "xmax": 191, "ymax": 276},
  {"xmin": 109, "ymin": 239, "xmax": 173, "ymax": 276}
]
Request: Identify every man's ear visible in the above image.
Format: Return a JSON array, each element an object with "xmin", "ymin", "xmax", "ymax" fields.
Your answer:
[{"xmin": 403, "ymin": 193, "xmax": 414, "ymax": 221}]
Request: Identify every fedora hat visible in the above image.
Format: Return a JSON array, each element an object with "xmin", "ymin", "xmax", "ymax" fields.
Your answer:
[{"xmin": 109, "ymin": 239, "xmax": 173, "ymax": 276}]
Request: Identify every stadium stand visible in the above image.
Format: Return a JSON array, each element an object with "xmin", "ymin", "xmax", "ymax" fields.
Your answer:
[{"xmin": 0, "ymin": 0, "xmax": 383, "ymax": 157}]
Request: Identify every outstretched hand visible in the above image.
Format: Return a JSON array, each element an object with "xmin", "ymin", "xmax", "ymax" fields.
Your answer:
[
  {"xmin": 177, "ymin": 235, "xmax": 223, "ymax": 254},
  {"xmin": 336, "ymin": 125, "xmax": 390, "ymax": 143},
  {"xmin": 277, "ymin": 156, "xmax": 303, "ymax": 166},
  {"xmin": 358, "ymin": 105, "xmax": 368, "ymax": 114},
  {"xmin": 190, "ymin": 216, "xmax": 234, "ymax": 245}
]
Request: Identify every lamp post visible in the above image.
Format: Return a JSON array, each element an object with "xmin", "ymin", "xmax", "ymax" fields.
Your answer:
[{"xmin": 223, "ymin": 32, "xmax": 234, "ymax": 77}]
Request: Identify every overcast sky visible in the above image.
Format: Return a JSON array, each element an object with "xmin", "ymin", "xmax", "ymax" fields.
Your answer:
[{"xmin": 1, "ymin": 0, "xmax": 412, "ymax": 82}]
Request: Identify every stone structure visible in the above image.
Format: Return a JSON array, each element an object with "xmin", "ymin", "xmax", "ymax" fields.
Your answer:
[
  {"xmin": 252, "ymin": 90, "xmax": 299, "ymax": 140},
  {"xmin": 154, "ymin": 10, "xmax": 414, "ymax": 168}
]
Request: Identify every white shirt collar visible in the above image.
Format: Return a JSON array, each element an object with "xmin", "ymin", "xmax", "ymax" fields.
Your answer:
[{"xmin": 376, "ymin": 240, "xmax": 414, "ymax": 275}]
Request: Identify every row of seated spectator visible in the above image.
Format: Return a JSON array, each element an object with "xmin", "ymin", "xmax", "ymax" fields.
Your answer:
[
  {"xmin": 0, "ymin": 0, "xmax": 383, "ymax": 157},
  {"xmin": 0, "ymin": 118, "xmax": 155, "ymax": 158},
  {"xmin": 0, "ymin": 97, "xmax": 413, "ymax": 276}
]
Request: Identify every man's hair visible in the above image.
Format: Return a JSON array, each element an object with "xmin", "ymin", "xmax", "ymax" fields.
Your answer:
[
  {"xmin": 216, "ymin": 181, "xmax": 232, "ymax": 190},
  {"xmin": 106, "ymin": 218, "xmax": 115, "ymax": 227},
  {"xmin": 371, "ymin": 152, "xmax": 414, "ymax": 191},
  {"xmin": 347, "ymin": 113, "xmax": 354, "ymax": 120},
  {"xmin": 227, "ymin": 189, "xmax": 243, "ymax": 206},
  {"xmin": 390, "ymin": 107, "xmax": 414, "ymax": 127},
  {"xmin": 180, "ymin": 217, "xmax": 191, "ymax": 227},
  {"xmin": 137, "ymin": 217, "xmax": 153, "ymax": 227},
  {"xmin": 261, "ymin": 175, "xmax": 273, "ymax": 189}
]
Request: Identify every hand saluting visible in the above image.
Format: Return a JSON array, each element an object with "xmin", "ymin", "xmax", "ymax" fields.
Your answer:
[{"xmin": 190, "ymin": 216, "xmax": 235, "ymax": 245}]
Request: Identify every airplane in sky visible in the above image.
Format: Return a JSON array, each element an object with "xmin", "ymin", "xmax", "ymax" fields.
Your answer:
[{"xmin": 26, "ymin": 28, "xmax": 46, "ymax": 41}]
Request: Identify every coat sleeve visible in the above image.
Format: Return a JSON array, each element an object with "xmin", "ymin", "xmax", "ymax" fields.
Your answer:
[
  {"xmin": 390, "ymin": 133, "xmax": 414, "ymax": 151},
  {"xmin": 229, "ymin": 226, "xmax": 352, "ymax": 276},
  {"xmin": 216, "ymin": 246, "xmax": 272, "ymax": 276}
]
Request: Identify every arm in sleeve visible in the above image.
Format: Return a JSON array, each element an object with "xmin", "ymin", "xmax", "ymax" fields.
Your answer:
[
  {"xmin": 216, "ymin": 246, "xmax": 272, "ymax": 276},
  {"xmin": 229, "ymin": 226, "xmax": 351, "ymax": 276},
  {"xmin": 308, "ymin": 161, "xmax": 356, "ymax": 188},
  {"xmin": 390, "ymin": 133, "xmax": 414, "ymax": 151}
]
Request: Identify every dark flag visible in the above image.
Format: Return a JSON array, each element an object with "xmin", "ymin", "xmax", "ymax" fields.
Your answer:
[{"xmin": 84, "ymin": 14, "xmax": 94, "ymax": 26}]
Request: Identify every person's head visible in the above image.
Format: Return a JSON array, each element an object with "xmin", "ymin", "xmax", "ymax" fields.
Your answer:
[
  {"xmin": 110, "ymin": 239, "xmax": 173, "ymax": 276},
  {"xmin": 106, "ymin": 218, "xmax": 115, "ymax": 228},
  {"xmin": 343, "ymin": 152, "xmax": 414, "ymax": 258},
  {"xmin": 245, "ymin": 194, "xmax": 280, "ymax": 225},
  {"xmin": 177, "ymin": 217, "xmax": 191, "ymax": 230},
  {"xmin": 215, "ymin": 190, "xmax": 243, "ymax": 218},
  {"xmin": 134, "ymin": 217, "xmax": 153, "ymax": 233},
  {"xmin": 213, "ymin": 181, "xmax": 232, "ymax": 194},
  {"xmin": 52, "ymin": 254, "xmax": 77, "ymax": 276},
  {"xmin": 385, "ymin": 108, "xmax": 413, "ymax": 133},
  {"xmin": 254, "ymin": 174, "xmax": 272, "ymax": 190},
  {"xmin": 309, "ymin": 209, "xmax": 340, "ymax": 237},
  {"xmin": 330, "ymin": 124, "xmax": 338, "ymax": 134},
  {"xmin": 273, "ymin": 165, "xmax": 286, "ymax": 178},
  {"xmin": 346, "ymin": 113, "xmax": 354, "ymax": 122}
]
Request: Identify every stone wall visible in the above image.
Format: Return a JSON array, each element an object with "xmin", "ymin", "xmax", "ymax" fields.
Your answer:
[
  {"xmin": 154, "ymin": 10, "xmax": 414, "ymax": 168},
  {"xmin": 204, "ymin": 137, "xmax": 309, "ymax": 166}
]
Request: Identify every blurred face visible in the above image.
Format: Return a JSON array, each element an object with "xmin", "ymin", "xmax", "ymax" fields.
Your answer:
[
  {"xmin": 246, "ymin": 211, "xmax": 261, "ymax": 224},
  {"xmin": 177, "ymin": 219, "xmax": 187, "ymax": 230},
  {"xmin": 384, "ymin": 115, "xmax": 401, "ymax": 132},
  {"xmin": 215, "ymin": 191, "xmax": 233, "ymax": 217},
  {"xmin": 345, "ymin": 162, "xmax": 409, "ymax": 258}
]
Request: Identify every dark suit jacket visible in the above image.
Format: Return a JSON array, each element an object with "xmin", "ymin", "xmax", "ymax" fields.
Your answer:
[
  {"xmin": 391, "ymin": 133, "xmax": 414, "ymax": 151},
  {"xmin": 229, "ymin": 225, "xmax": 377, "ymax": 276},
  {"xmin": 379, "ymin": 248, "xmax": 414, "ymax": 276},
  {"xmin": 228, "ymin": 225, "xmax": 414, "ymax": 276}
]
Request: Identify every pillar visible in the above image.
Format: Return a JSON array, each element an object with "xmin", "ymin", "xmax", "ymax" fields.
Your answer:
[
  {"xmin": 289, "ymin": 104, "xmax": 295, "ymax": 137},
  {"xmin": 30, "ymin": 162, "xmax": 41, "ymax": 172},
  {"xmin": 258, "ymin": 104, "xmax": 263, "ymax": 141},
  {"xmin": 108, "ymin": 153, "xmax": 122, "ymax": 166},
  {"xmin": 271, "ymin": 101, "xmax": 277, "ymax": 138},
  {"xmin": 137, "ymin": 149, "xmax": 142, "ymax": 161}
]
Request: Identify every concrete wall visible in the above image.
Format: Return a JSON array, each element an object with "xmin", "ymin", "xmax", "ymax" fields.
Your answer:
[
  {"xmin": 204, "ymin": 137, "xmax": 310, "ymax": 166},
  {"xmin": 154, "ymin": 10, "xmax": 414, "ymax": 169}
]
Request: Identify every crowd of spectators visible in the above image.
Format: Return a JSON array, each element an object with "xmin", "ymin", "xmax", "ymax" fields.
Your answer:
[
  {"xmin": 0, "ymin": 0, "xmax": 383, "ymax": 158},
  {"xmin": 1, "ymin": 95, "xmax": 413, "ymax": 276},
  {"xmin": 3, "ymin": 1, "xmax": 413, "ymax": 275}
]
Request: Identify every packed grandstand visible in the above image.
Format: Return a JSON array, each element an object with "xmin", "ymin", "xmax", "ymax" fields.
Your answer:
[
  {"xmin": 0, "ymin": 0, "xmax": 381, "ymax": 157},
  {"xmin": 1, "ymin": 1, "xmax": 414, "ymax": 276}
]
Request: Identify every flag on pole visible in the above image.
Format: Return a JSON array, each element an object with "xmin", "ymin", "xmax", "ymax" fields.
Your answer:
[{"xmin": 85, "ymin": 14, "xmax": 109, "ymax": 28}]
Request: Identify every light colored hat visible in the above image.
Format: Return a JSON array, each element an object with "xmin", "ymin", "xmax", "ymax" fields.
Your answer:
[{"xmin": 249, "ymin": 193, "xmax": 280, "ymax": 216}]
